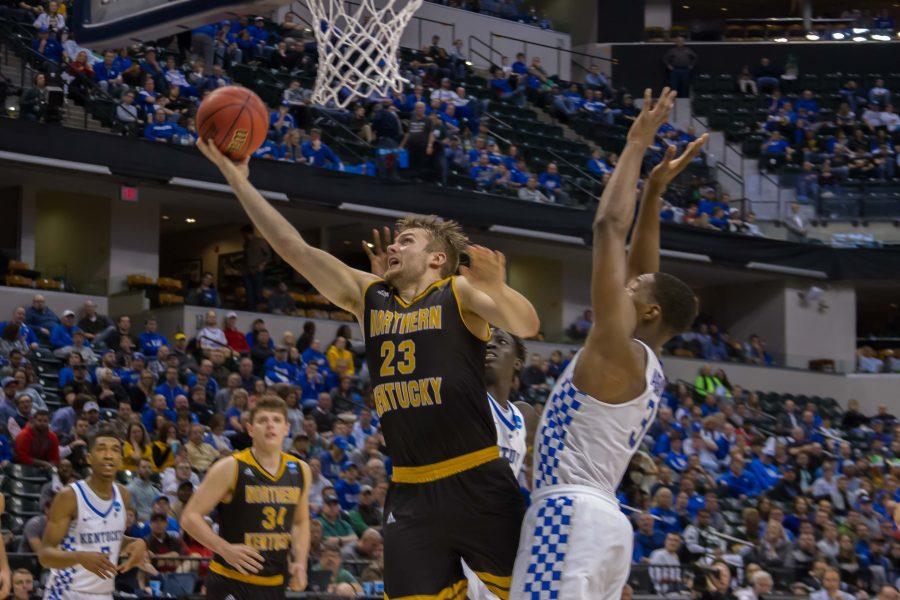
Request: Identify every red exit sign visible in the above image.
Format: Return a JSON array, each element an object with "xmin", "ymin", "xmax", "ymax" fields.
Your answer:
[{"xmin": 120, "ymin": 185, "xmax": 138, "ymax": 202}]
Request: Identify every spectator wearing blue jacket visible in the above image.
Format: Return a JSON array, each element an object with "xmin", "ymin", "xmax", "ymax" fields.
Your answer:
[
  {"xmin": 32, "ymin": 28, "xmax": 63, "ymax": 68},
  {"xmin": 302, "ymin": 341, "xmax": 328, "ymax": 370},
  {"xmin": 587, "ymin": 149, "xmax": 612, "ymax": 178},
  {"xmin": 269, "ymin": 104, "xmax": 296, "ymax": 139},
  {"xmin": 253, "ymin": 139, "xmax": 285, "ymax": 161},
  {"xmin": 25, "ymin": 294, "xmax": 59, "ymax": 341},
  {"xmin": 138, "ymin": 317, "xmax": 168, "ymax": 358},
  {"xmin": 649, "ymin": 488, "xmax": 682, "ymax": 534},
  {"xmin": 664, "ymin": 436, "xmax": 689, "ymax": 473},
  {"xmin": 489, "ymin": 67, "xmax": 526, "ymax": 108},
  {"xmin": 298, "ymin": 363, "xmax": 327, "ymax": 409},
  {"xmin": 748, "ymin": 451, "xmax": 782, "ymax": 491},
  {"xmin": 717, "ymin": 458, "xmax": 760, "ymax": 499},
  {"xmin": 3, "ymin": 307, "xmax": 39, "ymax": 349},
  {"xmin": 633, "ymin": 513, "xmax": 666, "ymax": 563},
  {"xmin": 50, "ymin": 310, "xmax": 80, "ymax": 352},
  {"xmin": 94, "ymin": 50, "xmax": 124, "ymax": 95},
  {"xmin": 539, "ymin": 163, "xmax": 569, "ymax": 204},
  {"xmin": 155, "ymin": 367, "xmax": 187, "ymax": 408},
  {"xmin": 144, "ymin": 109, "xmax": 189, "ymax": 143},
  {"xmin": 301, "ymin": 129, "xmax": 342, "ymax": 170},
  {"xmin": 470, "ymin": 153, "xmax": 497, "ymax": 189},
  {"xmin": 141, "ymin": 395, "xmax": 177, "ymax": 434},
  {"xmin": 264, "ymin": 347, "xmax": 299, "ymax": 385}
]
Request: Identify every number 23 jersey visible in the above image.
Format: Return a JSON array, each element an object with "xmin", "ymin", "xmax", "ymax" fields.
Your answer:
[
  {"xmin": 363, "ymin": 277, "xmax": 496, "ymax": 468},
  {"xmin": 532, "ymin": 340, "xmax": 665, "ymax": 497}
]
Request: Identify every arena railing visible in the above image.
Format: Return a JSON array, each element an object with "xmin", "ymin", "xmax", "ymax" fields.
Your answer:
[{"xmin": 0, "ymin": 16, "xmax": 135, "ymax": 133}]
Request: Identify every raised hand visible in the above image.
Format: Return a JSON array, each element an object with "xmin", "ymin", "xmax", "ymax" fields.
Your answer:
[
  {"xmin": 196, "ymin": 138, "xmax": 250, "ymax": 181},
  {"xmin": 459, "ymin": 245, "xmax": 506, "ymax": 293},
  {"xmin": 626, "ymin": 87, "xmax": 679, "ymax": 148},
  {"xmin": 362, "ymin": 226, "xmax": 392, "ymax": 278},
  {"xmin": 647, "ymin": 133, "xmax": 709, "ymax": 190}
]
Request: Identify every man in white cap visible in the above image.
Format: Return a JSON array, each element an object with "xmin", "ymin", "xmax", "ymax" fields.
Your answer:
[{"xmin": 50, "ymin": 310, "xmax": 83, "ymax": 358}]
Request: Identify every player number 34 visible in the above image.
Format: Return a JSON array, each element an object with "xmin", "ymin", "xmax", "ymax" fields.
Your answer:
[
  {"xmin": 261, "ymin": 506, "xmax": 287, "ymax": 530},
  {"xmin": 379, "ymin": 340, "xmax": 416, "ymax": 377}
]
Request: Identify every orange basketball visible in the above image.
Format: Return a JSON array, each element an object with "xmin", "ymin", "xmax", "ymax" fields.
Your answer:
[{"xmin": 196, "ymin": 86, "xmax": 269, "ymax": 161}]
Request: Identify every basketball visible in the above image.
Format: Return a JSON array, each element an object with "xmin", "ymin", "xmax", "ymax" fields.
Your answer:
[{"xmin": 196, "ymin": 86, "xmax": 269, "ymax": 161}]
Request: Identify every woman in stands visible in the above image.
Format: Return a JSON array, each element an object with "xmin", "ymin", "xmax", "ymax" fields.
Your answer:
[
  {"xmin": 0, "ymin": 323, "xmax": 27, "ymax": 358},
  {"xmin": 123, "ymin": 422, "xmax": 152, "ymax": 471},
  {"xmin": 150, "ymin": 420, "xmax": 177, "ymax": 473}
]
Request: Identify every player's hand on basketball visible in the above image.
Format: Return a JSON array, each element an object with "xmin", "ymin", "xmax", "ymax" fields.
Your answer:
[
  {"xmin": 118, "ymin": 538, "xmax": 148, "ymax": 573},
  {"xmin": 627, "ymin": 87, "xmax": 678, "ymax": 147},
  {"xmin": 647, "ymin": 133, "xmax": 709, "ymax": 190},
  {"xmin": 77, "ymin": 551, "xmax": 118, "ymax": 579},
  {"xmin": 197, "ymin": 138, "xmax": 250, "ymax": 181},
  {"xmin": 289, "ymin": 561, "xmax": 307, "ymax": 591},
  {"xmin": 362, "ymin": 226, "xmax": 392, "ymax": 277},
  {"xmin": 218, "ymin": 543, "xmax": 264, "ymax": 574},
  {"xmin": 460, "ymin": 245, "xmax": 506, "ymax": 292}
]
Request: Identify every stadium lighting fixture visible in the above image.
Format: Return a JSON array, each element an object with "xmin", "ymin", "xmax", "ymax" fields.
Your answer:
[
  {"xmin": 488, "ymin": 225, "xmax": 585, "ymax": 245},
  {"xmin": 161, "ymin": 215, "xmax": 170, "ymax": 221},
  {"xmin": 185, "ymin": 218, "xmax": 196, "ymax": 224},
  {"xmin": 773, "ymin": 37, "xmax": 788, "ymax": 42},
  {"xmin": 852, "ymin": 35, "xmax": 867, "ymax": 42},
  {"xmin": 805, "ymin": 33, "xmax": 820, "ymax": 40},
  {"xmin": 681, "ymin": 5, "xmax": 689, "ymax": 9},
  {"xmin": 852, "ymin": 27, "xmax": 869, "ymax": 34},
  {"xmin": 871, "ymin": 33, "xmax": 891, "ymax": 41},
  {"xmin": 832, "ymin": 32, "xmax": 846, "ymax": 39}
]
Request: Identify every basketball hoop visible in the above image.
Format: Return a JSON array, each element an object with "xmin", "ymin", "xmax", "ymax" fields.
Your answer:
[{"xmin": 304, "ymin": 0, "xmax": 423, "ymax": 108}]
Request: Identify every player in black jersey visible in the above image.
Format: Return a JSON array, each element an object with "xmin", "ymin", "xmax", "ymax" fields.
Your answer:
[
  {"xmin": 180, "ymin": 396, "xmax": 310, "ymax": 600},
  {"xmin": 199, "ymin": 139, "xmax": 539, "ymax": 599}
]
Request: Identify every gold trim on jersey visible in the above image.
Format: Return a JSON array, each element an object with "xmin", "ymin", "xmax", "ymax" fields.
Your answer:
[
  {"xmin": 234, "ymin": 448, "xmax": 290, "ymax": 482},
  {"xmin": 392, "ymin": 277, "xmax": 452, "ymax": 308},
  {"xmin": 209, "ymin": 560, "xmax": 284, "ymax": 586},
  {"xmin": 385, "ymin": 578, "xmax": 468, "ymax": 599},
  {"xmin": 390, "ymin": 446, "xmax": 499, "ymax": 484},
  {"xmin": 449, "ymin": 277, "xmax": 491, "ymax": 342},
  {"xmin": 474, "ymin": 571, "xmax": 511, "ymax": 599}
]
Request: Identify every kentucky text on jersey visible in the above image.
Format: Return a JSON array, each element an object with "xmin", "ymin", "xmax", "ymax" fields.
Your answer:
[
  {"xmin": 244, "ymin": 532, "xmax": 292, "ymax": 551},
  {"xmin": 245, "ymin": 485, "xmax": 301, "ymax": 504},
  {"xmin": 500, "ymin": 446, "xmax": 520, "ymax": 467},
  {"xmin": 372, "ymin": 377, "xmax": 443, "ymax": 417},
  {"xmin": 78, "ymin": 530, "xmax": 123, "ymax": 545},
  {"xmin": 368, "ymin": 306, "xmax": 443, "ymax": 337}
]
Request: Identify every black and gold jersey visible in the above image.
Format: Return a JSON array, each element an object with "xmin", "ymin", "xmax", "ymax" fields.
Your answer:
[
  {"xmin": 210, "ymin": 449, "xmax": 305, "ymax": 586},
  {"xmin": 363, "ymin": 276, "xmax": 498, "ymax": 472}
]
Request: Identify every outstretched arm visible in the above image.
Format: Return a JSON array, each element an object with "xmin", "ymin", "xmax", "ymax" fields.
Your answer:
[
  {"xmin": 575, "ymin": 88, "xmax": 677, "ymax": 404},
  {"xmin": 198, "ymin": 140, "xmax": 378, "ymax": 320},
  {"xmin": 627, "ymin": 134, "xmax": 709, "ymax": 279}
]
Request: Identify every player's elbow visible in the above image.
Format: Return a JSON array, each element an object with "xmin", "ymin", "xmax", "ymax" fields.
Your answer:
[{"xmin": 593, "ymin": 214, "xmax": 629, "ymax": 236}]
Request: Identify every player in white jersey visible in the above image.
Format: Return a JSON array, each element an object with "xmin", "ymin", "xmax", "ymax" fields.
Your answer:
[
  {"xmin": 510, "ymin": 88, "xmax": 706, "ymax": 600},
  {"xmin": 466, "ymin": 328, "xmax": 537, "ymax": 600},
  {"xmin": 39, "ymin": 425, "xmax": 148, "ymax": 600}
]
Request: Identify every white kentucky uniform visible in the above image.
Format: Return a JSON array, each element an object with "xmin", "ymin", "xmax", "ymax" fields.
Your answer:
[
  {"xmin": 510, "ymin": 342, "xmax": 665, "ymax": 600},
  {"xmin": 466, "ymin": 393, "xmax": 528, "ymax": 599},
  {"xmin": 44, "ymin": 481, "xmax": 126, "ymax": 600}
]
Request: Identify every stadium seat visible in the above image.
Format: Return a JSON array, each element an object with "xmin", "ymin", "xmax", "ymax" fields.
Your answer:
[
  {"xmin": 5, "ymin": 495, "xmax": 40, "ymax": 516},
  {"xmin": 5, "ymin": 463, "xmax": 51, "ymax": 483},
  {"xmin": 4, "ymin": 478, "xmax": 43, "ymax": 499}
]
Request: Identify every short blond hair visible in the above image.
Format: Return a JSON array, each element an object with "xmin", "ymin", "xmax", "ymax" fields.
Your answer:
[{"xmin": 396, "ymin": 215, "xmax": 469, "ymax": 277}]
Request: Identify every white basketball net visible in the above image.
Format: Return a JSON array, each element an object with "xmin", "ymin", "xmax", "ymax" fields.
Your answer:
[{"xmin": 305, "ymin": 0, "xmax": 424, "ymax": 108}]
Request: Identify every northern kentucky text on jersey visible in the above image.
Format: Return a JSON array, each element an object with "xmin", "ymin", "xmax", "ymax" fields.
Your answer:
[
  {"xmin": 368, "ymin": 306, "xmax": 443, "ymax": 337},
  {"xmin": 372, "ymin": 377, "xmax": 443, "ymax": 417},
  {"xmin": 245, "ymin": 485, "xmax": 301, "ymax": 504}
]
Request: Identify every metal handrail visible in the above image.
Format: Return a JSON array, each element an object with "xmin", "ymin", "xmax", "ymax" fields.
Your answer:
[
  {"xmin": 467, "ymin": 34, "xmax": 504, "ymax": 66},
  {"xmin": 310, "ymin": 107, "xmax": 369, "ymax": 164},
  {"xmin": 490, "ymin": 31, "xmax": 617, "ymax": 64}
]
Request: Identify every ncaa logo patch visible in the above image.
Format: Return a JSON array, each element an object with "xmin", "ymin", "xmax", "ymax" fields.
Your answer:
[{"xmin": 287, "ymin": 461, "xmax": 298, "ymax": 472}]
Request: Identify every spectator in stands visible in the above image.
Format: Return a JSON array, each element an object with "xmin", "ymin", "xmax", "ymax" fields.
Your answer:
[
  {"xmin": 796, "ymin": 161, "xmax": 820, "ymax": 203},
  {"xmin": 18, "ymin": 494, "xmax": 52, "ymax": 554},
  {"xmin": 32, "ymin": 26, "xmax": 62, "ymax": 69},
  {"xmin": 301, "ymin": 128, "xmax": 342, "ymax": 170},
  {"xmin": 869, "ymin": 78, "xmax": 891, "ymax": 109},
  {"xmin": 221, "ymin": 314, "xmax": 248, "ymax": 356},
  {"xmin": 318, "ymin": 488, "xmax": 357, "ymax": 545},
  {"xmin": 567, "ymin": 309, "xmax": 593, "ymax": 340},
  {"xmin": 810, "ymin": 568, "xmax": 855, "ymax": 600},
  {"xmin": 326, "ymin": 337, "xmax": 354, "ymax": 376},
  {"xmin": 312, "ymin": 539, "xmax": 364, "ymax": 594},
  {"xmin": 539, "ymin": 162, "xmax": 568, "ymax": 204},
  {"xmin": 10, "ymin": 568, "xmax": 34, "ymax": 600},
  {"xmin": 334, "ymin": 463, "xmax": 361, "ymax": 511},
  {"xmin": 240, "ymin": 224, "xmax": 271, "ymax": 311},
  {"xmin": 663, "ymin": 37, "xmax": 697, "ymax": 98},
  {"xmin": 489, "ymin": 66, "xmax": 526, "ymax": 108},
  {"xmin": 126, "ymin": 458, "xmax": 158, "ymax": 521},
  {"xmin": 76, "ymin": 300, "xmax": 113, "ymax": 345},
  {"xmin": 518, "ymin": 175, "xmax": 549, "ymax": 203},
  {"xmin": 93, "ymin": 50, "xmax": 124, "ymax": 96},
  {"xmin": 137, "ymin": 316, "xmax": 167, "ymax": 358},
  {"xmin": 185, "ymin": 423, "xmax": 218, "ymax": 474},
  {"xmin": 753, "ymin": 57, "xmax": 782, "ymax": 93},
  {"xmin": 1, "ymin": 307, "xmax": 38, "ymax": 350},
  {"xmin": 585, "ymin": 63, "xmax": 612, "ymax": 96},
  {"xmin": 145, "ymin": 511, "xmax": 188, "ymax": 572},
  {"xmin": 143, "ymin": 108, "xmax": 189, "ymax": 143},
  {"xmin": 785, "ymin": 202, "xmax": 808, "ymax": 242},
  {"xmin": 633, "ymin": 512, "xmax": 666, "ymax": 563},
  {"xmin": 15, "ymin": 409, "xmax": 58, "ymax": 468},
  {"xmin": 0, "ymin": 323, "xmax": 28, "ymax": 359},
  {"xmin": 25, "ymin": 294, "xmax": 58, "ymax": 342},
  {"xmin": 187, "ymin": 272, "xmax": 221, "ymax": 308},
  {"xmin": 649, "ymin": 533, "xmax": 684, "ymax": 594}
]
